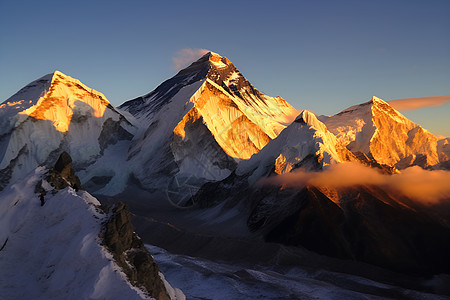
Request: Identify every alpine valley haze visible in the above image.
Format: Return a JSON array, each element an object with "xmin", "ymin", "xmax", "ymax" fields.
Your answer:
[{"xmin": 1, "ymin": 52, "xmax": 450, "ymax": 299}]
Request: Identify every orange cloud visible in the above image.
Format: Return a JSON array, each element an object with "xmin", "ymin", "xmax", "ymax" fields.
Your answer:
[
  {"xmin": 172, "ymin": 48, "xmax": 210, "ymax": 71},
  {"xmin": 261, "ymin": 162, "xmax": 450, "ymax": 204},
  {"xmin": 388, "ymin": 95, "xmax": 450, "ymax": 111}
]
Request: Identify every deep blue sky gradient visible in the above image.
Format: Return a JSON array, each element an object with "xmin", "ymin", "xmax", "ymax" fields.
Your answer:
[{"xmin": 1, "ymin": 0, "xmax": 449, "ymax": 135}]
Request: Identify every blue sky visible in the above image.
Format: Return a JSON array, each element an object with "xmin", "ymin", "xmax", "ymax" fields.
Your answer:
[{"xmin": 1, "ymin": 0, "xmax": 449, "ymax": 136}]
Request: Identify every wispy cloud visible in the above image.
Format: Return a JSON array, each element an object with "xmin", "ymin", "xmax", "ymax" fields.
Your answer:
[
  {"xmin": 172, "ymin": 48, "xmax": 210, "ymax": 71},
  {"xmin": 388, "ymin": 95, "xmax": 450, "ymax": 111},
  {"xmin": 260, "ymin": 162, "xmax": 450, "ymax": 204}
]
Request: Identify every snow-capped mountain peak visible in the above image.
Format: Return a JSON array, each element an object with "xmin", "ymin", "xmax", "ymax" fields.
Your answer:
[
  {"xmin": 0, "ymin": 71, "xmax": 135, "ymax": 191},
  {"xmin": 121, "ymin": 51, "xmax": 299, "ymax": 193},
  {"xmin": 370, "ymin": 95, "xmax": 384, "ymax": 104},
  {"xmin": 237, "ymin": 110, "xmax": 348, "ymax": 183},
  {"xmin": 204, "ymin": 51, "xmax": 231, "ymax": 69},
  {"xmin": 294, "ymin": 110, "xmax": 329, "ymax": 133},
  {"xmin": 322, "ymin": 96, "xmax": 442, "ymax": 168},
  {"xmin": 1, "ymin": 70, "xmax": 112, "ymax": 134},
  {"xmin": 19, "ymin": 70, "xmax": 110, "ymax": 133}
]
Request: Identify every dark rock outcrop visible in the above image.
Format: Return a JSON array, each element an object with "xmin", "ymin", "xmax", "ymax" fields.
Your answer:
[
  {"xmin": 46, "ymin": 151, "xmax": 82, "ymax": 190},
  {"xmin": 98, "ymin": 117, "xmax": 134, "ymax": 155},
  {"xmin": 101, "ymin": 202, "xmax": 170, "ymax": 300}
]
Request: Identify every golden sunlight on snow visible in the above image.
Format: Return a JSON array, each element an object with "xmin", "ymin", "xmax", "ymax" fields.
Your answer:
[
  {"xmin": 173, "ymin": 79, "xmax": 276, "ymax": 160},
  {"xmin": 0, "ymin": 100, "xmax": 26, "ymax": 108},
  {"xmin": 19, "ymin": 71, "xmax": 110, "ymax": 132},
  {"xmin": 274, "ymin": 154, "xmax": 295, "ymax": 174}
]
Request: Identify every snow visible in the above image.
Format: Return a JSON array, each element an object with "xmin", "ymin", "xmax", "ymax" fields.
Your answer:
[
  {"xmin": 127, "ymin": 80, "xmax": 205, "ymax": 184},
  {"xmin": 0, "ymin": 73, "xmax": 53, "ymax": 135},
  {"xmin": 208, "ymin": 52, "xmax": 228, "ymax": 69},
  {"xmin": 204, "ymin": 78, "xmax": 296, "ymax": 141},
  {"xmin": 238, "ymin": 110, "xmax": 345, "ymax": 183},
  {"xmin": 437, "ymin": 137, "xmax": 450, "ymax": 163},
  {"xmin": 0, "ymin": 167, "xmax": 182, "ymax": 300},
  {"xmin": 319, "ymin": 101, "xmax": 375, "ymax": 151},
  {"xmin": 223, "ymin": 70, "xmax": 241, "ymax": 85},
  {"xmin": 209, "ymin": 58, "xmax": 228, "ymax": 69},
  {"xmin": 78, "ymin": 140, "xmax": 131, "ymax": 196},
  {"xmin": 322, "ymin": 96, "xmax": 441, "ymax": 167},
  {"xmin": 0, "ymin": 71, "xmax": 136, "ymax": 191},
  {"xmin": 109, "ymin": 52, "xmax": 299, "ymax": 194},
  {"xmin": 147, "ymin": 244, "xmax": 447, "ymax": 300},
  {"xmin": 159, "ymin": 272, "xmax": 185, "ymax": 300}
]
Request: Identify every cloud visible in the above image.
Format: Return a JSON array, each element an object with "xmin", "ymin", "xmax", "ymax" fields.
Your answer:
[
  {"xmin": 388, "ymin": 95, "xmax": 450, "ymax": 111},
  {"xmin": 260, "ymin": 162, "xmax": 450, "ymax": 204},
  {"xmin": 172, "ymin": 48, "xmax": 210, "ymax": 71}
]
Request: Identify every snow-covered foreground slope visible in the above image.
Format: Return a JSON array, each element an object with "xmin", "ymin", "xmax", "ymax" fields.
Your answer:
[
  {"xmin": 320, "ymin": 96, "xmax": 447, "ymax": 169},
  {"xmin": 0, "ymin": 167, "xmax": 183, "ymax": 300},
  {"xmin": 148, "ymin": 244, "xmax": 450, "ymax": 300},
  {"xmin": 120, "ymin": 52, "xmax": 299, "ymax": 198},
  {"xmin": 0, "ymin": 71, "xmax": 135, "ymax": 191}
]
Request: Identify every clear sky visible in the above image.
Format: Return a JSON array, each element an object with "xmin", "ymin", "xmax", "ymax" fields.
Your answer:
[{"xmin": 1, "ymin": 0, "xmax": 449, "ymax": 136}]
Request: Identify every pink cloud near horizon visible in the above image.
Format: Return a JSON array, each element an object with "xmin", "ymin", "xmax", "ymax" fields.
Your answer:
[
  {"xmin": 388, "ymin": 95, "xmax": 450, "ymax": 111},
  {"xmin": 172, "ymin": 48, "xmax": 210, "ymax": 71},
  {"xmin": 260, "ymin": 162, "xmax": 450, "ymax": 204}
]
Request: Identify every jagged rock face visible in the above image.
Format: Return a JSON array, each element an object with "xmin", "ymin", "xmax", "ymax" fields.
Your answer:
[
  {"xmin": 321, "ymin": 96, "xmax": 442, "ymax": 169},
  {"xmin": 46, "ymin": 151, "xmax": 82, "ymax": 190},
  {"xmin": 120, "ymin": 52, "xmax": 298, "ymax": 192},
  {"xmin": 246, "ymin": 184, "xmax": 450, "ymax": 276},
  {"xmin": 0, "ymin": 71, "xmax": 135, "ymax": 190},
  {"xmin": 102, "ymin": 202, "xmax": 170, "ymax": 300}
]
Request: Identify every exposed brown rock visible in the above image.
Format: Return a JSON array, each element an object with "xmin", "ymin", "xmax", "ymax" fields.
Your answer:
[
  {"xmin": 101, "ymin": 202, "xmax": 170, "ymax": 300},
  {"xmin": 47, "ymin": 151, "xmax": 82, "ymax": 190}
]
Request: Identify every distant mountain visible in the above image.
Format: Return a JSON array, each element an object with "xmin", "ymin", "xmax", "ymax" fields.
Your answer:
[
  {"xmin": 191, "ymin": 104, "xmax": 450, "ymax": 276},
  {"xmin": 120, "ymin": 52, "xmax": 298, "ymax": 202},
  {"xmin": 236, "ymin": 110, "xmax": 354, "ymax": 184},
  {"xmin": 0, "ymin": 71, "xmax": 135, "ymax": 191},
  {"xmin": 319, "ymin": 96, "xmax": 449, "ymax": 169}
]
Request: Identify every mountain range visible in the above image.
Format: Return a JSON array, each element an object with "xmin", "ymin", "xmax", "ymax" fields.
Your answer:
[{"xmin": 1, "ymin": 51, "xmax": 449, "ymax": 299}]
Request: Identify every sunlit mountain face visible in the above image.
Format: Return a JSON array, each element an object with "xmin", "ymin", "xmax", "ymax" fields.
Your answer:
[
  {"xmin": 0, "ymin": 71, "xmax": 135, "ymax": 192},
  {"xmin": 320, "ymin": 96, "xmax": 448, "ymax": 169},
  {"xmin": 118, "ymin": 52, "xmax": 299, "ymax": 203},
  {"xmin": 17, "ymin": 71, "xmax": 109, "ymax": 132},
  {"xmin": 1, "ymin": 52, "xmax": 449, "ymax": 299}
]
